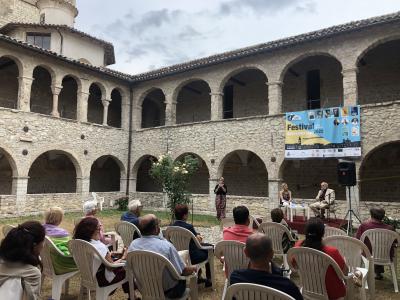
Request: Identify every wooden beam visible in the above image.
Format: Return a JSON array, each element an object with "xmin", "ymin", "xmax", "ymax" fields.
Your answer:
[
  {"xmin": 289, "ymin": 68, "xmax": 299, "ymax": 77},
  {"xmin": 183, "ymin": 86, "xmax": 202, "ymax": 95},
  {"xmin": 229, "ymin": 77, "xmax": 246, "ymax": 86}
]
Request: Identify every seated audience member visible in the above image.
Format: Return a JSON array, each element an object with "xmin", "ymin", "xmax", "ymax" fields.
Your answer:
[
  {"xmin": 0, "ymin": 221, "xmax": 45, "ymax": 300},
  {"xmin": 279, "ymin": 183, "xmax": 292, "ymax": 207},
  {"xmin": 121, "ymin": 199, "xmax": 142, "ymax": 227},
  {"xmin": 83, "ymin": 200, "xmax": 112, "ymax": 245},
  {"xmin": 173, "ymin": 204, "xmax": 212, "ymax": 287},
  {"xmin": 223, "ymin": 206, "xmax": 254, "ymax": 243},
  {"xmin": 230, "ymin": 233, "xmax": 303, "ymax": 300},
  {"xmin": 310, "ymin": 182, "xmax": 335, "ymax": 218},
  {"xmin": 128, "ymin": 214, "xmax": 197, "ymax": 299},
  {"xmin": 295, "ymin": 218, "xmax": 348, "ymax": 300},
  {"xmin": 356, "ymin": 207, "xmax": 395, "ymax": 280},
  {"xmin": 43, "ymin": 207, "xmax": 77, "ymax": 274},
  {"xmin": 270, "ymin": 208, "xmax": 298, "ymax": 253},
  {"xmin": 73, "ymin": 217, "xmax": 129, "ymax": 296}
]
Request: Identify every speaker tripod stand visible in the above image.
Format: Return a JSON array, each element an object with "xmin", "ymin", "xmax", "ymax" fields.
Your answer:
[{"xmin": 341, "ymin": 186, "xmax": 361, "ymax": 235}]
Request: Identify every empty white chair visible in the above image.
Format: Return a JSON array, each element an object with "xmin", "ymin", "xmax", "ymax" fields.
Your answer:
[
  {"xmin": 360, "ymin": 228, "xmax": 400, "ymax": 293},
  {"xmin": 126, "ymin": 250, "xmax": 193, "ymax": 300},
  {"xmin": 164, "ymin": 226, "xmax": 215, "ymax": 287},
  {"xmin": 114, "ymin": 221, "xmax": 142, "ymax": 247},
  {"xmin": 40, "ymin": 237, "xmax": 79, "ymax": 300},
  {"xmin": 323, "ymin": 226, "xmax": 347, "ymax": 238},
  {"xmin": 215, "ymin": 240, "xmax": 248, "ymax": 299},
  {"xmin": 287, "ymin": 247, "xmax": 350, "ymax": 300},
  {"xmin": 225, "ymin": 283, "xmax": 295, "ymax": 300},
  {"xmin": 91, "ymin": 192, "xmax": 105, "ymax": 210},
  {"xmin": 68, "ymin": 239, "xmax": 128, "ymax": 300},
  {"xmin": 324, "ymin": 235, "xmax": 374, "ymax": 299},
  {"xmin": 258, "ymin": 222, "xmax": 295, "ymax": 271}
]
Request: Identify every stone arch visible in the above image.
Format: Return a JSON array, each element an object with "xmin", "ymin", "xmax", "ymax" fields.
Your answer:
[
  {"xmin": 87, "ymin": 82, "xmax": 104, "ymax": 124},
  {"xmin": 280, "ymin": 52, "xmax": 343, "ymax": 112},
  {"xmin": 217, "ymin": 150, "xmax": 268, "ymax": 197},
  {"xmin": 59, "ymin": 75, "xmax": 79, "ymax": 119},
  {"xmin": 133, "ymin": 155, "xmax": 162, "ymax": 192},
  {"xmin": 31, "ymin": 63, "xmax": 57, "ymax": 84},
  {"xmin": 30, "ymin": 65, "xmax": 53, "ymax": 115},
  {"xmin": 174, "ymin": 79, "xmax": 211, "ymax": 124},
  {"xmin": 0, "ymin": 55, "xmax": 21, "ymax": 109},
  {"xmin": 140, "ymin": 88, "xmax": 166, "ymax": 128},
  {"xmin": 218, "ymin": 66, "xmax": 269, "ymax": 119},
  {"xmin": 108, "ymin": 88, "xmax": 122, "ymax": 128},
  {"xmin": 279, "ymin": 158, "xmax": 345, "ymax": 200},
  {"xmin": 356, "ymin": 37, "xmax": 400, "ymax": 104},
  {"xmin": 27, "ymin": 150, "xmax": 81, "ymax": 194},
  {"xmin": 359, "ymin": 141, "xmax": 400, "ymax": 202},
  {"xmin": 175, "ymin": 152, "xmax": 210, "ymax": 194},
  {"xmin": 0, "ymin": 147, "xmax": 19, "ymax": 195},
  {"xmin": 89, "ymin": 155, "xmax": 126, "ymax": 192}
]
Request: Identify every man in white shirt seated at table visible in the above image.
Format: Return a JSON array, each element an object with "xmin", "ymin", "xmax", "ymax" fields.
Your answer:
[
  {"xmin": 128, "ymin": 214, "xmax": 197, "ymax": 299},
  {"xmin": 309, "ymin": 181, "xmax": 335, "ymax": 219}
]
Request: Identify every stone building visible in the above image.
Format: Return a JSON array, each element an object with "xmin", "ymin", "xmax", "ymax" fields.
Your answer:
[{"xmin": 0, "ymin": 0, "xmax": 399, "ymax": 220}]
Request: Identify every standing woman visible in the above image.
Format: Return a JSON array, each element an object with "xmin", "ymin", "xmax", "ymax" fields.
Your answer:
[{"xmin": 214, "ymin": 177, "xmax": 227, "ymax": 220}]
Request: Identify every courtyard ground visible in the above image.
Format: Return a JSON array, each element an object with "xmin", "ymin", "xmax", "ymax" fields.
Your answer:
[{"xmin": 0, "ymin": 209, "xmax": 398, "ymax": 300}]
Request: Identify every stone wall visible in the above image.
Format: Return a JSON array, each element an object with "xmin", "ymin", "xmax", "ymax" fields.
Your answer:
[{"xmin": 0, "ymin": 0, "xmax": 39, "ymax": 27}]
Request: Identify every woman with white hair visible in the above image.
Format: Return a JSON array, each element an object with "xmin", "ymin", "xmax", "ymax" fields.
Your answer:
[
  {"xmin": 83, "ymin": 200, "xmax": 112, "ymax": 246},
  {"xmin": 120, "ymin": 199, "xmax": 142, "ymax": 227}
]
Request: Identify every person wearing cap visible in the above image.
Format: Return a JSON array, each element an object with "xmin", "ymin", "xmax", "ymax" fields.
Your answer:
[
  {"xmin": 121, "ymin": 199, "xmax": 143, "ymax": 227},
  {"xmin": 83, "ymin": 200, "xmax": 112, "ymax": 246}
]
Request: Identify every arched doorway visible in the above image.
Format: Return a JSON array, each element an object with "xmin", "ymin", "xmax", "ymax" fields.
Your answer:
[
  {"xmin": 358, "ymin": 39, "xmax": 400, "ymax": 104},
  {"xmin": 279, "ymin": 158, "xmax": 345, "ymax": 199},
  {"xmin": 219, "ymin": 150, "xmax": 268, "ymax": 196},
  {"xmin": 282, "ymin": 55, "xmax": 343, "ymax": 112},
  {"xmin": 0, "ymin": 56, "xmax": 19, "ymax": 109},
  {"xmin": 135, "ymin": 155, "xmax": 162, "ymax": 192},
  {"xmin": 360, "ymin": 142, "xmax": 400, "ymax": 202},
  {"xmin": 87, "ymin": 83, "xmax": 104, "ymax": 124},
  {"xmin": 30, "ymin": 66, "xmax": 53, "ymax": 115},
  {"xmin": 90, "ymin": 156, "xmax": 122, "ymax": 192},
  {"xmin": 221, "ymin": 69, "xmax": 268, "ymax": 119},
  {"xmin": 176, "ymin": 80, "xmax": 211, "ymax": 124},
  {"xmin": 175, "ymin": 153, "xmax": 209, "ymax": 194},
  {"xmin": 58, "ymin": 75, "xmax": 78, "ymax": 119},
  {"xmin": 141, "ymin": 89, "xmax": 166, "ymax": 128},
  {"xmin": 28, "ymin": 151, "xmax": 78, "ymax": 194},
  {"xmin": 108, "ymin": 89, "xmax": 122, "ymax": 128},
  {"xmin": 0, "ymin": 148, "xmax": 16, "ymax": 195}
]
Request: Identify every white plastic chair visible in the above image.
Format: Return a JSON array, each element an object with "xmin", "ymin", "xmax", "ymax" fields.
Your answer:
[
  {"xmin": 115, "ymin": 221, "xmax": 142, "ymax": 247},
  {"xmin": 324, "ymin": 235, "xmax": 374, "ymax": 300},
  {"xmin": 164, "ymin": 226, "xmax": 215, "ymax": 287},
  {"xmin": 258, "ymin": 222, "xmax": 296, "ymax": 271},
  {"xmin": 126, "ymin": 250, "xmax": 193, "ymax": 300},
  {"xmin": 324, "ymin": 226, "xmax": 347, "ymax": 238},
  {"xmin": 214, "ymin": 240, "xmax": 248, "ymax": 299},
  {"xmin": 41, "ymin": 237, "xmax": 79, "ymax": 300},
  {"xmin": 1, "ymin": 224, "xmax": 15, "ymax": 237},
  {"xmin": 225, "ymin": 283, "xmax": 296, "ymax": 300},
  {"xmin": 68, "ymin": 239, "xmax": 128, "ymax": 300},
  {"xmin": 91, "ymin": 192, "xmax": 105, "ymax": 210},
  {"xmin": 360, "ymin": 228, "xmax": 399, "ymax": 293},
  {"xmin": 287, "ymin": 247, "xmax": 350, "ymax": 300}
]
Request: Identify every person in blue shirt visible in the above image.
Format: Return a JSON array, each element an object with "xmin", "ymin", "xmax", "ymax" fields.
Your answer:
[
  {"xmin": 120, "ymin": 199, "xmax": 142, "ymax": 227},
  {"xmin": 172, "ymin": 204, "xmax": 213, "ymax": 287}
]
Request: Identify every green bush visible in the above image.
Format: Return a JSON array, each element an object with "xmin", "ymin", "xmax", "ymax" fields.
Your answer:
[{"xmin": 115, "ymin": 197, "xmax": 129, "ymax": 211}]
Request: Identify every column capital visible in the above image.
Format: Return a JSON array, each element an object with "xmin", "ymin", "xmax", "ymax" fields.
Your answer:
[
  {"xmin": 267, "ymin": 81, "xmax": 283, "ymax": 87},
  {"xmin": 209, "ymin": 92, "xmax": 224, "ymax": 96},
  {"xmin": 268, "ymin": 178, "xmax": 281, "ymax": 183},
  {"xmin": 12, "ymin": 176, "xmax": 30, "ymax": 180},
  {"xmin": 165, "ymin": 100, "xmax": 177, "ymax": 105},
  {"xmin": 17, "ymin": 76, "xmax": 34, "ymax": 82},
  {"xmin": 102, "ymin": 99, "xmax": 111, "ymax": 107},
  {"xmin": 51, "ymin": 85, "xmax": 63, "ymax": 95},
  {"xmin": 342, "ymin": 67, "xmax": 359, "ymax": 75}
]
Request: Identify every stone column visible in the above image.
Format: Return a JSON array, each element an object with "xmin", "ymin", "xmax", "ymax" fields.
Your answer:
[
  {"xmin": 121, "ymin": 102, "xmax": 130, "ymax": 131},
  {"xmin": 342, "ymin": 67, "xmax": 359, "ymax": 106},
  {"xmin": 132, "ymin": 104, "xmax": 142, "ymax": 130},
  {"xmin": 102, "ymin": 99, "xmax": 111, "ymax": 126},
  {"xmin": 268, "ymin": 178, "xmax": 281, "ymax": 213},
  {"xmin": 210, "ymin": 92, "xmax": 224, "ymax": 120},
  {"xmin": 17, "ymin": 76, "xmax": 34, "ymax": 112},
  {"xmin": 209, "ymin": 178, "xmax": 218, "ymax": 208},
  {"xmin": 165, "ymin": 100, "xmax": 177, "ymax": 126},
  {"xmin": 267, "ymin": 81, "xmax": 283, "ymax": 115},
  {"xmin": 77, "ymin": 91, "xmax": 90, "ymax": 122},
  {"xmin": 51, "ymin": 85, "xmax": 63, "ymax": 117},
  {"xmin": 77, "ymin": 176, "xmax": 90, "ymax": 203},
  {"xmin": 12, "ymin": 176, "xmax": 29, "ymax": 214},
  {"xmin": 128, "ymin": 177, "xmax": 137, "ymax": 193}
]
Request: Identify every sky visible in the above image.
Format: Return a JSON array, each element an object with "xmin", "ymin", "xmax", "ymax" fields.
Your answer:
[{"xmin": 74, "ymin": 0, "xmax": 400, "ymax": 74}]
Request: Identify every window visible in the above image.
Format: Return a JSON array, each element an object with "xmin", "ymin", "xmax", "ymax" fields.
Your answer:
[
  {"xmin": 223, "ymin": 85, "xmax": 234, "ymax": 119},
  {"xmin": 306, "ymin": 69, "xmax": 320, "ymax": 109},
  {"xmin": 40, "ymin": 14, "xmax": 45, "ymax": 24},
  {"xmin": 26, "ymin": 33, "xmax": 51, "ymax": 50}
]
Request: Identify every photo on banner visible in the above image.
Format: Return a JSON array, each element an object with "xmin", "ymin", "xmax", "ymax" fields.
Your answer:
[{"xmin": 284, "ymin": 106, "xmax": 361, "ymax": 158}]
